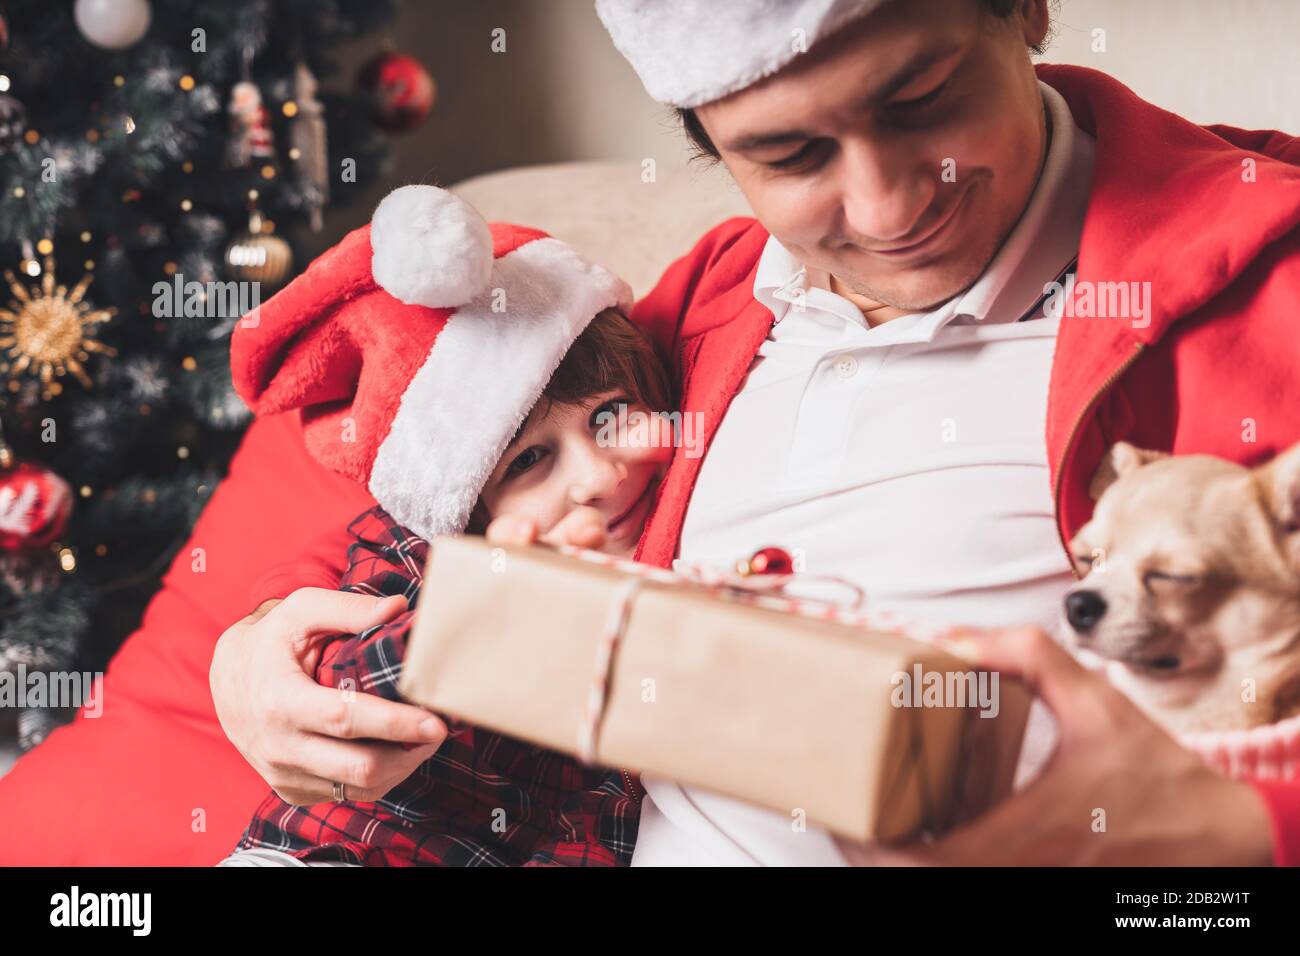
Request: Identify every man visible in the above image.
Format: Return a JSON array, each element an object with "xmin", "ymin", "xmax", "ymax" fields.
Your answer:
[
  {"xmin": 212, "ymin": 0, "xmax": 1300, "ymax": 865},
  {"xmin": 588, "ymin": 0, "xmax": 1300, "ymax": 864}
]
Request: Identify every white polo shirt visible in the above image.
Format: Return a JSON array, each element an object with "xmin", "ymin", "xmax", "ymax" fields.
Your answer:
[{"xmin": 632, "ymin": 81, "xmax": 1096, "ymax": 866}]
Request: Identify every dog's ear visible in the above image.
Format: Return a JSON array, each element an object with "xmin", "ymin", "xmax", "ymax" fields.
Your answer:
[
  {"xmin": 1259, "ymin": 441, "xmax": 1300, "ymax": 536},
  {"xmin": 1089, "ymin": 442, "xmax": 1170, "ymax": 500}
]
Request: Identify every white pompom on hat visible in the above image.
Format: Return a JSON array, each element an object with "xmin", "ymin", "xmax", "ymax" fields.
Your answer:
[
  {"xmin": 371, "ymin": 184, "xmax": 495, "ymax": 308},
  {"xmin": 595, "ymin": 0, "xmax": 889, "ymax": 108}
]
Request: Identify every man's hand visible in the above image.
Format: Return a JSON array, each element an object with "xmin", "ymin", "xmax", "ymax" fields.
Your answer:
[
  {"xmin": 839, "ymin": 627, "xmax": 1276, "ymax": 866},
  {"xmin": 209, "ymin": 589, "xmax": 449, "ymax": 806}
]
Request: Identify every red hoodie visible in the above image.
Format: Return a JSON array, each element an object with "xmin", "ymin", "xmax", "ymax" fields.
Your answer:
[{"xmin": 260, "ymin": 64, "xmax": 1300, "ymax": 865}]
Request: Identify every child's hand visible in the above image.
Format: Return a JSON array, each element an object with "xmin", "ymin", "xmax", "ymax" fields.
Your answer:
[{"xmin": 486, "ymin": 506, "xmax": 607, "ymax": 550}]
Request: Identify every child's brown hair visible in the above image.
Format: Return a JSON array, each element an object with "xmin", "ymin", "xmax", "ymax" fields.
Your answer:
[
  {"xmin": 465, "ymin": 308, "xmax": 672, "ymax": 534},
  {"xmin": 535, "ymin": 307, "xmax": 672, "ymax": 418}
]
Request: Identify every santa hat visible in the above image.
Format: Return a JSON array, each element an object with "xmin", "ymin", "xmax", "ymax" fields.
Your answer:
[
  {"xmin": 230, "ymin": 185, "xmax": 633, "ymax": 541},
  {"xmin": 595, "ymin": 0, "xmax": 888, "ymax": 108}
]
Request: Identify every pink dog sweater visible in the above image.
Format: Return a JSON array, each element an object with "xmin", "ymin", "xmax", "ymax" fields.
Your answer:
[{"xmin": 1182, "ymin": 715, "xmax": 1300, "ymax": 782}]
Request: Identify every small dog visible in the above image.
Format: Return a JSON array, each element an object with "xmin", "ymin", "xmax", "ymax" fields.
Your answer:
[{"xmin": 1063, "ymin": 441, "xmax": 1300, "ymax": 735}]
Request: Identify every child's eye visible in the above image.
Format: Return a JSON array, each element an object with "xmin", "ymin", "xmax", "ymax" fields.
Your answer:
[
  {"xmin": 505, "ymin": 446, "xmax": 548, "ymax": 478},
  {"xmin": 590, "ymin": 396, "xmax": 632, "ymax": 428}
]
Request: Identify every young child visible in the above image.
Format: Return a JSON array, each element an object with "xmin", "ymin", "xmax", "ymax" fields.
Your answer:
[{"xmin": 221, "ymin": 186, "xmax": 675, "ymax": 866}]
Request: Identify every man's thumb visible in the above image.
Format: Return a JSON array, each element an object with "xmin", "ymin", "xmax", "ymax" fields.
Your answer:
[
  {"xmin": 938, "ymin": 626, "xmax": 1095, "ymax": 719},
  {"xmin": 276, "ymin": 588, "xmax": 408, "ymax": 639}
]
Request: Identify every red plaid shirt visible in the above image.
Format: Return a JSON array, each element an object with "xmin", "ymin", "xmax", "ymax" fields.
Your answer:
[{"xmin": 234, "ymin": 506, "xmax": 641, "ymax": 866}]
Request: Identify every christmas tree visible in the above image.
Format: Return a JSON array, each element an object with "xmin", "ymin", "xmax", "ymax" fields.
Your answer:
[{"xmin": 0, "ymin": 0, "xmax": 408, "ymax": 749}]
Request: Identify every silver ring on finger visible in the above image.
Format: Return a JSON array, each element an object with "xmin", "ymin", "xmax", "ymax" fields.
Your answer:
[{"xmin": 332, "ymin": 781, "xmax": 347, "ymax": 803}]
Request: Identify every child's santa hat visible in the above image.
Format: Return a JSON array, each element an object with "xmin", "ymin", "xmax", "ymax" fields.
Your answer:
[{"xmin": 231, "ymin": 185, "xmax": 633, "ymax": 541}]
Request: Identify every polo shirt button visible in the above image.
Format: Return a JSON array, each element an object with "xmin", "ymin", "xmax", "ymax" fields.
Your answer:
[{"xmin": 833, "ymin": 354, "xmax": 859, "ymax": 379}]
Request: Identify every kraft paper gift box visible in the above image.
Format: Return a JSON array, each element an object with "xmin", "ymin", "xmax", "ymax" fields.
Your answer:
[{"xmin": 398, "ymin": 535, "xmax": 1034, "ymax": 845}]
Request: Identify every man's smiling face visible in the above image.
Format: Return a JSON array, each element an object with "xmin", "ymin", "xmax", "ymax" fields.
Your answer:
[{"xmin": 695, "ymin": 0, "xmax": 1051, "ymax": 313}]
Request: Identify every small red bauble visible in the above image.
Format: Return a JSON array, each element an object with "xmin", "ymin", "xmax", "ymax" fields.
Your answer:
[
  {"xmin": 738, "ymin": 546, "xmax": 794, "ymax": 576},
  {"xmin": 356, "ymin": 51, "xmax": 435, "ymax": 133},
  {"xmin": 0, "ymin": 461, "xmax": 73, "ymax": 550}
]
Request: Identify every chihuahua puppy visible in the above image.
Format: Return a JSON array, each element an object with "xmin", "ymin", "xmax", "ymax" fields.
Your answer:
[{"xmin": 1063, "ymin": 441, "xmax": 1300, "ymax": 735}]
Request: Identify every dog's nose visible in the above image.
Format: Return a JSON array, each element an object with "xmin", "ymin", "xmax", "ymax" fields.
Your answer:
[{"xmin": 1065, "ymin": 590, "xmax": 1107, "ymax": 632}]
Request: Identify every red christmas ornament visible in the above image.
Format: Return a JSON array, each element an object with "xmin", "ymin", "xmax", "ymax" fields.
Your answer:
[
  {"xmin": 738, "ymin": 546, "xmax": 794, "ymax": 576},
  {"xmin": 356, "ymin": 51, "xmax": 435, "ymax": 132},
  {"xmin": 0, "ymin": 460, "xmax": 73, "ymax": 550}
]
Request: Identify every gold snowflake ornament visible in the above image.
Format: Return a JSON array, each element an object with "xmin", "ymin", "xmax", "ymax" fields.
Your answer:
[{"xmin": 0, "ymin": 256, "xmax": 118, "ymax": 398}]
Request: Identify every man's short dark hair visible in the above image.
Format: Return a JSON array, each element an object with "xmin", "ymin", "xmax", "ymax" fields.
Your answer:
[{"xmin": 677, "ymin": 0, "xmax": 1052, "ymax": 163}]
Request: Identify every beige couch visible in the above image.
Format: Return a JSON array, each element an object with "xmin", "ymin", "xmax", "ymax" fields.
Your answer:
[{"xmin": 452, "ymin": 161, "xmax": 753, "ymax": 299}]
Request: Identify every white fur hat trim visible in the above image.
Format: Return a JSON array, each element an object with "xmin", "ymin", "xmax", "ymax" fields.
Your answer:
[{"xmin": 595, "ymin": 0, "xmax": 889, "ymax": 108}]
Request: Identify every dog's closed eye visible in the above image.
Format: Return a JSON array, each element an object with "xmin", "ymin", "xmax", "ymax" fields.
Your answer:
[{"xmin": 1142, "ymin": 569, "xmax": 1202, "ymax": 594}]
